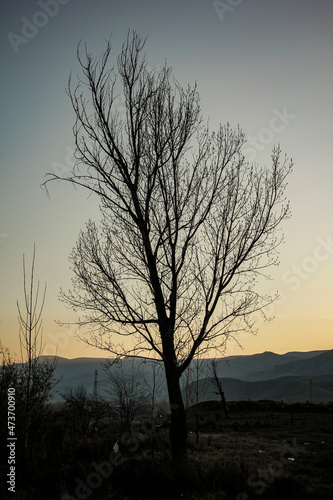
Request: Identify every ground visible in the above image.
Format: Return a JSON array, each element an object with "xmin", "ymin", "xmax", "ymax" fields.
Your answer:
[
  {"xmin": 84, "ymin": 401, "xmax": 333, "ymax": 500},
  {"xmin": 2, "ymin": 400, "xmax": 332, "ymax": 499}
]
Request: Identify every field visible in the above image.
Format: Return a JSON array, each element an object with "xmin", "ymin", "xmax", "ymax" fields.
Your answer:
[
  {"xmin": 103, "ymin": 401, "xmax": 333, "ymax": 500},
  {"xmin": 2, "ymin": 401, "xmax": 332, "ymax": 500}
]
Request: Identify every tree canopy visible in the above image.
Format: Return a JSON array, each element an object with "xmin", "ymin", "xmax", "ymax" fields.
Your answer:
[{"xmin": 44, "ymin": 31, "xmax": 292, "ymax": 460}]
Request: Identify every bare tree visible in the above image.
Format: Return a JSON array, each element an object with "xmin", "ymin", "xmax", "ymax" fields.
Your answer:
[
  {"xmin": 61, "ymin": 384, "xmax": 107, "ymax": 436},
  {"xmin": 209, "ymin": 358, "xmax": 229, "ymax": 419},
  {"xmin": 44, "ymin": 31, "xmax": 292, "ymax": 460},
  {"xmin": 17, "ymin": 245, "xmax": 46, "ymax": 364},
  {"xmin": 16, "ymin": 245, "xmax": 57, "ymax": 448},
  {"xmin": 61, "ymin": 384, "xmax": 91, "ymax": 435},
  {"xmin": 106, "ymin": 360, "xmax": 146, "ymax": 432}
]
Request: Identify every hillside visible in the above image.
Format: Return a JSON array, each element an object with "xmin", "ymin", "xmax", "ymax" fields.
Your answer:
[
  {"xmin": 41, "ymin": 349, "xmax": 333, "ymax": 403},
  {"xmin": 211, "ymin": 350, "xmax": 331, "ymax": 381},
  {"xmin": 246, "ymin": 350, "xmax": 333, "ymax": 381},
  {"xmin": 191, "ymin": 374, "xmax": 333, "ymax": 403}
]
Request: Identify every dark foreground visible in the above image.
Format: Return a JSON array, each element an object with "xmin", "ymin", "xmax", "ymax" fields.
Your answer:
[{"xmin": 1, "ymin": 400, "xmax": 332, "ymax": 499}]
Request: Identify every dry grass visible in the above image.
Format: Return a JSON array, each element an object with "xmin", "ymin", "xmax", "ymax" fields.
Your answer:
[{"xmin": 1, "ymin": 402, "xmax": 332, "ymax": 499}]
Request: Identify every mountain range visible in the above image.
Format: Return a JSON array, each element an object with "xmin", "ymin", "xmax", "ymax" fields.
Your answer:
[{"xmin": 43, "ymin": 349, "xmax": 333, "ymax": 403}]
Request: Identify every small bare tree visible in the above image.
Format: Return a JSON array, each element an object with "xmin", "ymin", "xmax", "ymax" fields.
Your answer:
[
  {"xmin": 61, "ymin": 384, "xmax": 91, "ymax": 435},
  {"xmin": 17, "ymin": 245, "xmax": 56, "ymax": 448},
  {"xmin": 209, "ymin": 358, "xmax": 229, "ymax": 419},
  {"xmin": 44, "ymin": 31, "xmax": 292, "ymax": 460},
  {"xmin": 61, "ymin": 384, "xmax": 107, "ymax": 436},
  {"xmin": 106, "ymin": 361, "xmax": 146, "ymax": 432}
]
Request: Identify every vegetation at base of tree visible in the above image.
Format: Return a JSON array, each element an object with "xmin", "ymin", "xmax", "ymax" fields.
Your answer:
[{"xmin": 0, "ymin": 397, "xmax": 331, "ymax": 499}]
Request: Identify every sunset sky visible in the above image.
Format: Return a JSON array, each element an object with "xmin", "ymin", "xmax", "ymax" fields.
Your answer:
[{"xmin": 0, "ymin": 0, "xmax": 332, "ymax": 361}]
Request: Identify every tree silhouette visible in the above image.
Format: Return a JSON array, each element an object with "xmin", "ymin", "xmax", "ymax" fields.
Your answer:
[
  {"xmin": 209, "ymin": 358, "xmax": 229, "ymax": 419},
  {"xmin": 105, "ymin": 361, "xmax": 146, "ymax": 432},
  {"xmin": 0, "ymin": 247, "xmax": 57, "ymax": 492},
  {"xmin": 44, "ymin": 31, "xmax": 292, "ymax": 461},
  {"xmin": 16, "ymin": 245, "xmax": 57, "ymax": 449}
]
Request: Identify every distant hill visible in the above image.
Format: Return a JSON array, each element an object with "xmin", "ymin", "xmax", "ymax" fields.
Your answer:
[
  {"xmin": 247, "ymin": 350, "xmax": 333, "ymax": 381},
  {"xmin": 190, "ymin": 374, "xmax": 333, "ymax": 404},
  {"xmin": 45, "ymin": 357, "xmax": 111, "ymax": 401},
  {"xmin": 40, "ymin": 349, "xmax": 333, "ymax": 403},
  {"xmin": 212, "ymin": 350, "xmax": 331, "ymax": 381}
]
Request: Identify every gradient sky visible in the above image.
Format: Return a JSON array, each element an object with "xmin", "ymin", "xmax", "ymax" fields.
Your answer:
[{"xmin": 0, "ymin": 0, "xmax": 332, "ymax": 360}]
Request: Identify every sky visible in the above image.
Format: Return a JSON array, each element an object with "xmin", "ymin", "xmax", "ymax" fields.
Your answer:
[{"xmin": 0, "ymin": 0, "xmax": 332, "ymax": 361}]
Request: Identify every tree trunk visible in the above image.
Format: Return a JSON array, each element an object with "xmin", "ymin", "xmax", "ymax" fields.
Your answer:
[{"xmin": 165, "ymin": 368, "xmax": 187, "ymax": 462}]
